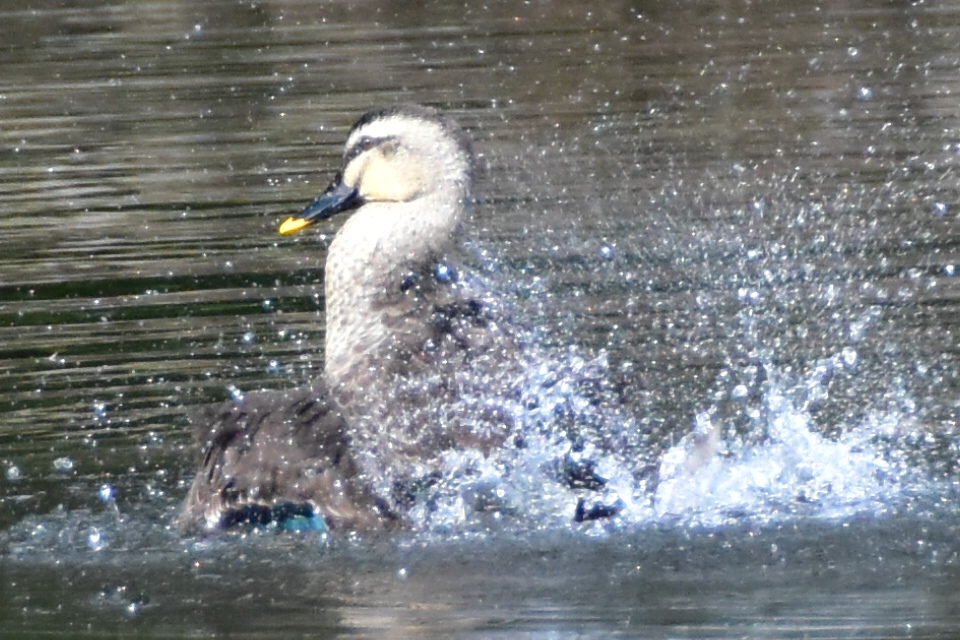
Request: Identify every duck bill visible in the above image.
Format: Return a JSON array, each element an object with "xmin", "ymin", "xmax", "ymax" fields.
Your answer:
[{"xmin": 278, "ymin": 176, "xmax": 361, "ymax": 235}]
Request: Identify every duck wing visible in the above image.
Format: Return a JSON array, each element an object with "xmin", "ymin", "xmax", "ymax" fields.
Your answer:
[{"xmin": 177, "ymin": 382, "xmax": 394, "ymax": 534}]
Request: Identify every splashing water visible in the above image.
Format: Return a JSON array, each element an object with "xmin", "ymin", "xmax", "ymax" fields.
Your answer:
[
  {"xmin": 653, "ymin": 358, "xmax": 909, "ymax": 527},
  {"xmin": 389, "ymin": 260, "xmax": 921, "ymax": 535}
]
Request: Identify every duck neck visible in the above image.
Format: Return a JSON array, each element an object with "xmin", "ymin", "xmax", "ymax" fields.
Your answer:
[{"xmin": 322, "ymin": 192, "xmax": 466, "ymax": 389}]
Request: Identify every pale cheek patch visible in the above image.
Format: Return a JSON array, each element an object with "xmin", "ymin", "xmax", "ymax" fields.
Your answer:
[
  {"xmin": 342, "ymin": 157, "xmax": 363, "ymax": 189},
  {"xmin": 359, "ymin": 153, "xmax": 423, "ymax": 202}
]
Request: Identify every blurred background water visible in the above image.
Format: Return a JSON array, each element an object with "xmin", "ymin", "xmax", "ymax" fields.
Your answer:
[{"xmin": 2, "ymin": 0, "xmax": 960, "ymax": 637}]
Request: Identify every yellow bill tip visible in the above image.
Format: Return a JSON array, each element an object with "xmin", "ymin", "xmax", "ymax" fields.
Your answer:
[{"xmin": 278, "ymin": 217, "xmax": 311, "ymax": 235}]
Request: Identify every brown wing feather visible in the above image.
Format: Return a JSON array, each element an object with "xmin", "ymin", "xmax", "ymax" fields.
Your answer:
[{"xmin": 177, "ymin": 382, "xmax": 394, "ymax": 534}]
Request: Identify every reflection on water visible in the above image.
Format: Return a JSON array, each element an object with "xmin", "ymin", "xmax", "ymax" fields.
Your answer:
[{"xmin": 2, "ymin": 0, "xmax": 960, "ymax": 637}]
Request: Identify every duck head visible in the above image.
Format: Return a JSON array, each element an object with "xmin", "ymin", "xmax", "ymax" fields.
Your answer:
[{"xmin": 279, "ymin": 104, "xmax": 473, "ymax": 236}]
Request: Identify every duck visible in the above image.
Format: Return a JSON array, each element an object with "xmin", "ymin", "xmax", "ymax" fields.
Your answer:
[{"xmin": 177, "ymin": 105, "xmax": 522, "ymax": 534}]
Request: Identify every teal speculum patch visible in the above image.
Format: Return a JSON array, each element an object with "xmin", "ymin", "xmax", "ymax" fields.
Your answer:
[{"xmin": 217, "ymin": 503, "xmax": 329, "ymax": 534}]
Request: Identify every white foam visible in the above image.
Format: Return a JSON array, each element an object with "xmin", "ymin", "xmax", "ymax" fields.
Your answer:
[{"xmin": 653, "ymin": 369, "xmax": 908, "ymax": 526}]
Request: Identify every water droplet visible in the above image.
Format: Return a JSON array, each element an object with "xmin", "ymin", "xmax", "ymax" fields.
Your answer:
[
  {"xmin": 242, "ymin": 331, "xmax": 255, "ymax": 345},
  {"xmin": 6, "ymin": 464, "xmax": 22, "ymax": 481},
  {"xmin": 598, "ymin": 245, "xmax": 615, "ymax": 261},
  {"xmin": 857, "ymin": 86, "xmax": 874, "ymax": 101},
  {"xmin": 53, "ymin": 457, "xmax": 75, "ymax": 473},
  {"xmin": 93, "ymin": 400, "xmax": 109, "ymax": 420},
  {"xmin": 228, "ymin": 385, "xmax": 244, "ymax": 402},
  {"xmin": 397, "ymin": 567, "xmax": 409, "ymax": 579},
  {"xmin": 98, "ymin": 484, "xmax": 115, "ymax": 503},
  {"xmin": 737, "ymin": 288, "xmax": 762, "ymax": 304},
  {"xmin": 841, "ymin": 347, "xmax": 858, "ymax": 368},
  {"xmin": 433, "ymin": 262, "xmax": 457, "ymax": 284},
  {"xmin": 87, "ymin": 528, "xmax": 106, "ymax": 552},
  {"xmin": 932, "ymin": 202, "xmax": 949, "ymax": 217}
]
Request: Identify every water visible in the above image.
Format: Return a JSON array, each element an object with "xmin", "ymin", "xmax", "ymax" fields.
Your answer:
[{"xmin": 3, "ymin": 0, "xmax": 960, "ymax": 637}]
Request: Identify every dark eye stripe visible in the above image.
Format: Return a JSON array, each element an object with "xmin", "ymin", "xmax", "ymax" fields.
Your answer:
[{"xmin": 343, "ymin": 135, "xmax": 397, "ymax": 166}]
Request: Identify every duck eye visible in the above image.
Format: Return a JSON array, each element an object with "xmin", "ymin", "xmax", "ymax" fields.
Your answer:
[{"xmin": 358, "ymin": 137, "xmax": 376, "ymax": 151}]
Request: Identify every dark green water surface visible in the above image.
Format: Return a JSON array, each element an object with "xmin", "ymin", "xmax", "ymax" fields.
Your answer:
[{"xmin": 2, "ymin": 0, "xmax": 960, "ymax": 637}]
